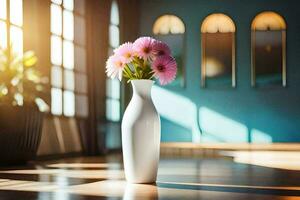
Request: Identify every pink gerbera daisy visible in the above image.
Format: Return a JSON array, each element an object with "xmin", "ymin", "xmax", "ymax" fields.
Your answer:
[
  {"xmin": 152, "ymin": 41, "xmax": 171, "ymax": 57},
  {"xmin": 133, "ymin": 37, "xmax": 156, "ymax": 60},
  {"xmin": 106, "ymin": 54, "xmax": 124, "ymax": 81},
  {"xmin": 152, "ymin": 55, "xmax": 177, "ymax": 85},
  {"xmin": 114, "ymin": 42, "xmax": 135, "ymax": 64}
]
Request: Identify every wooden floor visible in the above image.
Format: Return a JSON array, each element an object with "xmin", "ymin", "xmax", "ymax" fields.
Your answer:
[{"xmin": 0, "ymin": 153, "xmax": 300, "ymax": 200}]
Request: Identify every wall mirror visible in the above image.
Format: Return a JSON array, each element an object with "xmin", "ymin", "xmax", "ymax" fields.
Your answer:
[
  {"xmin": 251, "ymin": 11, "xmax": 286, "ymax": 87},
  {"xmin": 153, "ymin": 14, "xmax": 186, "ymax": 87},
  {"xmin": 201, "ymin": 13, "xmax": 236, "ymax": 88}
]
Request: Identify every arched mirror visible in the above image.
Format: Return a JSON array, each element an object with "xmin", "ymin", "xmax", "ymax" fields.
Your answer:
[
  {"xmin": 251, "ymin": 11, "xmax": 286, "ymax": 87},
  {"xmin": 201, "ymin": 13, "xmax": 236, "ymax": 88},
  {"xmin": 153, "ymin": 14, "xmax": 186, "ymax": 87}
]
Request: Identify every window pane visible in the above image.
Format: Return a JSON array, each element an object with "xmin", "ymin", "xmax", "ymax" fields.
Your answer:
[
  {"xmin": 63, "ymin": 10, "xmax": 74, "ymax": 40},
  {"xmin": 109, "ymin": 25, "xmax": 119, "ymax": 48},
  {"xmin": 64, "ymin": 69, "xmax": 74, "ymax": 91},
  {"xmin": 51, "ymin": 4, "xmax": 62, "ymax": 35},
  {"xmin": 75, "ymin": 73, "xmax": 87, "ymax": 93},
  {"xmin": 74, "ymin": 15, "xmax": 85, "ymax": 46},
  {"xmin": 63, "ymin": 0, "xmax": 74, "ymax": 11},
  {"xmin": 0, "ymin": 21, "xmax": 7, "ymax": 48},
  {"xmin": 51, "ymin": 0, "xmax": 62, "ymax": 5},
  {"xmin": 0, "ymin": 0, "xmax": 6, "ymax": 20},
  {"xmin": 51, "ymin": 35, "xmax": 62, "ymax": 65},
  {"xmin": 106, "ymin": 99, "xmax": 120, "ymax": 121},
  {"xmin": 63, "ymin": 40, "xmax": 74, "ymax": 69},
  {"xmin": 74, "ymin": 46, "xmax": 86, "ymax": 72},
  {"xmin": 51, "ymin": 66, "xmax": 62, "ymax": 88},
  {"xmin": 106, "ymin": 78, "xmax": 120, "ymax": 99},
  {"xmin": 110, "ymin": 0, "xmax": 119, "ymax": 25},
  {"xmin": 10, "ymin": 0, "xmax": 23, "ymax": 26},
  {"xmin": 10, "ymin": 25, "xmax": 23, "ymax": 55},
  {"xmin": 75, "ymin": 94, "xmax": 88, "ymax": 117},
  {"xmin": 63, "ymin": 90, "xmax": 75, "ymax": 116},
  {"xmin": 51, "ymin": 88, "xmax": 62, "ymax": 115}
]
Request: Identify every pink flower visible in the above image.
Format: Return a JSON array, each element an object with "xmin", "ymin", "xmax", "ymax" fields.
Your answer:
[
  {"xmin": 133, "ymin": 37, "xmax": 156, "ymax": 60},
  {"xmin": 152, "ymin": 55, "xmax": 177, "ymax": 85},
  {"xmin": 106, "ymin": 54, "xmax": 124, "ymax": 81},
  {"xmin": 114, "ymin": 42, "xmax": 135, "ymax": 64},
  {"xmin": 152, "ymin": 41, "xmax": 171, "ymax": 57}
]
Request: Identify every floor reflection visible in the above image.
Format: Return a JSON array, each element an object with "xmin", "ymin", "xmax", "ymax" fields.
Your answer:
[
  {"xmin": 46, "ymin": 163, "xmax": 121, "ymax": 169},
  {"xmin": 0, "ymin": 156, "xmax": 300, "ymax": 199}
]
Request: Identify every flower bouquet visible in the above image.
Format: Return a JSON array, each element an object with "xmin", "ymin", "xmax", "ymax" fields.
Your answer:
[{"xmin": 106, "ymin": 36, "xmax": 177, "ymax": 85}]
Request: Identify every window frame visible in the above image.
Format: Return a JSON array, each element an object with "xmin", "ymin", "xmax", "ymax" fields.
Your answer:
[{"xmin": 50, "ymin": 0, "xmax": 89, "ymax": 118}]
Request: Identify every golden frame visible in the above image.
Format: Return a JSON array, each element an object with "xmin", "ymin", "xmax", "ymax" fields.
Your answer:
[{"xmin": 251, "ymin": 12, "xmax": 287, "ymax": 87}]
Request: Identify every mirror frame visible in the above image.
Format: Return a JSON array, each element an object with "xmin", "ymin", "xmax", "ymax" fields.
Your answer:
[
  {"xmin": 200, "ymin": 13, "xmax": 236, "ymax": 88},
  {"xmin": 251, "ymin": 11, "xmax": 287, "ymax": 87},
  {"xmin": 152, "ymin": 14, "xmax": 187, "ymax": 88}
]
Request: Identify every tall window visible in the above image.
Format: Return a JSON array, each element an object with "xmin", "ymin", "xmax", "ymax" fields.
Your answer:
[
  {"xmin": 51, "ymin": 0, "xmax": 88, "ymax": 117},
  {"xmin": 0, "ymin": 0, "xmax": 23, "ymax": 105},
  {"xmin": 106, "ymin": 0, "xmax": 121, "ymax": 122},
  {"xmin": 0, "ymin": 0, "xmax": 23, "ymax": 54},
  {"xmin": 201, "ymin": 13, "xmax": 236, "ymax": 88},
  {"xmin": 251, "ymin": 11, "xmax": 286, "ymax": 87}
]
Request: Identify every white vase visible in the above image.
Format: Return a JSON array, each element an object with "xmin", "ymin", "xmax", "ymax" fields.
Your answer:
[{"xmin": 122, "ymin": 79, "xmax": 161, "ymax": 183}]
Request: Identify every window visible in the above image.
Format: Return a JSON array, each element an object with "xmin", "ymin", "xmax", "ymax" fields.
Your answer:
[
  {"xmin": 251, "ymin": 11, "xmax": 286, "ymax": 87},
  {"xmin": 0, "ymin": 0, "xmax": 23, "ymax": 105},
  {"xmin": 106, "ymin": 0, "xmax": 121, "ymax": 122},
  {"xmin": 0, "ymin": 0, "xmax": 23, "ymax": 54},
  {"xmin": 153, "ymin": 15, "xmax": 186, "ymax": 87},
  {"xmin": 201, "ymin": 13, "xmax": 236, "ymax": 88},
  {"xmin": 51, "ymin": 0, "xmax": 88, "ymax": 117}
]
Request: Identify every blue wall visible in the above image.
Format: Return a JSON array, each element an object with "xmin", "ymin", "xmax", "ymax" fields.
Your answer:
[{"xmin": 139, "ymin": 0, "xmax": 300, "ymax": 143}]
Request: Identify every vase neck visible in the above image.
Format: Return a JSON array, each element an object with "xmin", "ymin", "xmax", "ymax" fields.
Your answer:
[{"xmin": 131, "ymin": 80, "xmax": 154, "ymax": 98}]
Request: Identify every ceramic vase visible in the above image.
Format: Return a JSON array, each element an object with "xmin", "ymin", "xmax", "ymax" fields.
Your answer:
[{"xmin": 122, "ymin": 79, "xmax": 161, "ymax": 183}]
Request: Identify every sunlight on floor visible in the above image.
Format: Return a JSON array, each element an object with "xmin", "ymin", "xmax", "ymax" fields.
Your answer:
[
  {"xmin": 221, "ymin": 151, "xmax": 300, "ymax": 170},
  {"xmin": 0, "ymin": 167, "xmax": 124, "ymax": 179},
  {"xmin": 0, "ymin": 158, "xmax": 300, "ymax": 199}
]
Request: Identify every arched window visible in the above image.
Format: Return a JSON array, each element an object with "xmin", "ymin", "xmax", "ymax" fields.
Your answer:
[
  {"xmin": 251, "ymin": 11, "xmax": 286, "ymax": 87},
  {"xmin": 106, "ymin": 0, "xmax": 121, "ymax": 122},
  {"xmin": 201, "ymin": 13, "xmax": 236, "ymax": 88},
  {"xmin": 152, "ymin": 15, "xmax": 186, "ymax": 87}
]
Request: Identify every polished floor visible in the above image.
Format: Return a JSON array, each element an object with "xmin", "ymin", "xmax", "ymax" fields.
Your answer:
[{"xmin": 0, "ymin": 153, "xmax": 300, "ymax": 200}]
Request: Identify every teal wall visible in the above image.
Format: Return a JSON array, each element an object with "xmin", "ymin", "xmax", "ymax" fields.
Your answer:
[{"xmin": 139, "ymin": 0, "xmax": 300, "ymax": 143}]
